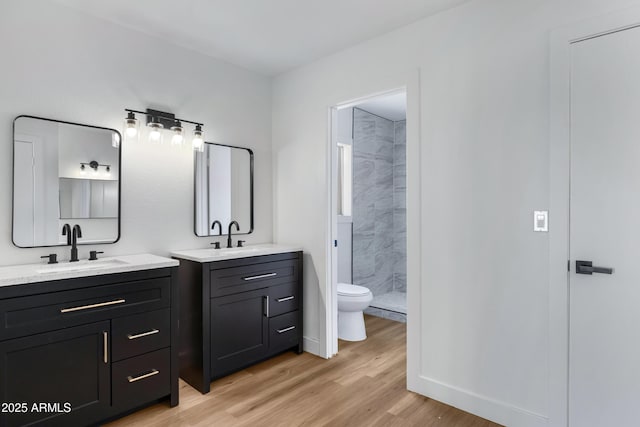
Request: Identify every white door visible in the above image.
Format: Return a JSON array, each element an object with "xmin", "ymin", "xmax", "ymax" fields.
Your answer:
[{"xmin": 570, "ymin": 25, "xmax": 640, "ymax": 427}]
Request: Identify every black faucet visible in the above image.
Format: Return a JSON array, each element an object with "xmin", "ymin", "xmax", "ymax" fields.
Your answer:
[
  {"xmin": 61, "ymin": 224, "xmax": 72, "ymax": 246},
  {"xmin": 211, "ymin": 220, "xmax": 222, "ymax": 235},
  {"xmin": 227, "ymin": 221, "xmax": 240, "ymax": 248},
  {"xmin": 70, "ymin": 225, "xmax": 82, "ymax": 262}
]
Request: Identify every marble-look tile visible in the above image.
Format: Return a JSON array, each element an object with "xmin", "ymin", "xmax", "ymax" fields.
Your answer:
[
  {"xmin": 376, "ymin": 139, "xmax": 394, "ymax": 160},
  {"xmin": 353, "ymin": 202, "xmax": 374, "ymax": 233},
  {"xmin": 353, "ymin": 236, "xmax": 375, "ymax": 285},
  {"xmin": 353, "ymin": 155, "xmax": 375, "ymax": 187},
  {"xmin": 375, "ymin": 116, "xmax": 395, "ymax": 143},
  {"xmin": 392, "ymin": 121, "xmax": 406, "ymax": 295},
  {"xmin": 353, "ymin": 110, "xmax": 377, "ymax": 155},
  {"xmin": 393, "ymin": 164, "xmax": 406, "ymax": 191},
  {"xmin": 393, "ymin": 273, "xmax": 407, "ymax": 293},
  {"xmin": 374, "ymin": 208, "xmax": 393, "ymax": 244},
  {"xmin": 375, "ymin": 158, "xmax": 393, "ymax": 186},
  {"xmin": 353, "ymin": 108, "xmax": 406, "ymax": 295},
  {"xmin": 394, "ymin": 120, "xmax": 406, "ymax": 143},
  {"xmin": 393, "ymin": 209, "xmax": 406, "ymax": 234},
  {"xmin": 393, "ymin": 143, "xmax": 406, "ymax": 167},
  {"xmin": 393, "ymin": 191, "xmax": 406, "ymax": 210}
]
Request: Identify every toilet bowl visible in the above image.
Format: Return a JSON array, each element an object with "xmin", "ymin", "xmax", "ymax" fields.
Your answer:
[{"xmin": 337, "ymin": 283, "xmax": 373, "ymax": 341}]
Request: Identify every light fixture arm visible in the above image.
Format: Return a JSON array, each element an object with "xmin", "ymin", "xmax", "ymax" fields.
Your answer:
[{"xmin": 124, "ymin": 108, "xmax": 203, "ymax": 127}]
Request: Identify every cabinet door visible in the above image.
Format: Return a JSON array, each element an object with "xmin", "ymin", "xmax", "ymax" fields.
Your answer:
[
  {"xmin": 0, "ymin": 321, "xmax": 110, "ymax": 427},
  {"xmin": 211, "ymin": 288, "xmax": 268, "ymax": 378}
]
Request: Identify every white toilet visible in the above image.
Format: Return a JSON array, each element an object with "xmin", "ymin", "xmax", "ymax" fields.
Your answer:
[{"xmin": 337, "ymin": 282, "xmax": 373, "ymax": 341}]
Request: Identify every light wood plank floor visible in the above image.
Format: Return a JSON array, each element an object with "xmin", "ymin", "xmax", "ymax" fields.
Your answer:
[{"xmin": 107, "ymin": 315, "xmax": 501, "ymax": 426}]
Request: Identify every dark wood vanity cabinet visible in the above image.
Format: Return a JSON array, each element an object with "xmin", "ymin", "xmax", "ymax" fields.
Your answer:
[
  {"xmin": 0, "ymin": 268, "xmax": 178, "ymax": 427},
  {"xmin": 177, "ymin": 252, "xmax": 303, "ymax": 394}
]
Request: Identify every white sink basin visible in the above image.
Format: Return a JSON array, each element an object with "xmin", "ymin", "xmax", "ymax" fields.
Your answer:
[
  {"xmin": 36, "ymin": 259, "xmax": 129, "ymax": 274},
  {"xmin": 171, "ymin": 244, "xmax": 303, "ymax": 263},
  {"xmin": 215, "ymin": 247, "xmax": 263, "ymax": 256}
]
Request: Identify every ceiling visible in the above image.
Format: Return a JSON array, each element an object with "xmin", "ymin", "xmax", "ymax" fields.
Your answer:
[
  {"xmin": 355, "ymin": 92, "xmax": 406, "ymax": 121},
  {"xmin": 54, "ymin": 0, "xmax": 470, "ymax": 76}
]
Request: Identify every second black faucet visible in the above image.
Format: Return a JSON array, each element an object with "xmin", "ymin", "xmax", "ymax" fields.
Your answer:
[
  {"xmin": 227, "ymin": 221, "xmax": 240, "ymax": 248},
  {"xmin": 62, "ymin": 223, "xmax": 83, "ymax": 262}
]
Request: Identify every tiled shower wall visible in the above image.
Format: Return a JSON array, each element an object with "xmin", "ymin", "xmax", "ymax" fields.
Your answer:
[
  {"xmin": 352, "ymin": 108, "xmax": 406, "ymax": 296},
  {"xmin": 393, "ymin": 120, "xmax": 406, "ymax": 292}
]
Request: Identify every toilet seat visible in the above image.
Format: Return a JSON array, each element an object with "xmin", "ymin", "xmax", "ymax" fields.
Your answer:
[{"xmin": 338, "ymin": 283, "xmax": 371, "ymax": 296}]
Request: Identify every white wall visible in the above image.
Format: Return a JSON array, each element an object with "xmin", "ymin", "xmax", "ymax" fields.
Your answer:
[
  {"xmin": 0, "ymin": 0, "xmax": 272, "ymax": 263},
  {"xmin": 272, "ymin": 0, "xmax": 640, "ymax": 425}
]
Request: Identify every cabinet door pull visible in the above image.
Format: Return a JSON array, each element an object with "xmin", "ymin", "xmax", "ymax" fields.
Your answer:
[
  {"xmin": 127, "ymin": 329, "xmax": 160, "ymax": 340},
  {"xmin": 243, "ymin": 272, "xmax": 277, "ymax": 281},
  {"xmin": 61, "ymin": 298, "xmax": 126, "ymax": 313},
  {"xmin": 263, "ymin": 296, "xmax": 270, "ymax": 317},
  {"xmin": 127, "ymin": 369, "xmax": 159, "ymax": 383},
  {"xmin": 276, "ymin": 326, "xmax": 296, "ymax": 334},
  {"xmin": 276, "ymin": 296, "xmax": 295, "ymax": 303},
  {"xmin": 103, "ymin": 331, "xmax": 108, "ymax": 364}
]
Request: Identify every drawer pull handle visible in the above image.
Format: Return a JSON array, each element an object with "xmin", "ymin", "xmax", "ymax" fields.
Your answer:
[
  {"xmin": 243, "ymin": 272, "xmax": 277, "ymax": 281},
  {"xmin": 277, "ymin": 326, "xmax": 296, "ymax": 334},
  {"xmin": 103, "ymin": 331, "xmax": 108, "ymax": 364},
  {"xmin": 127, "ymin": 329, "xmax": 160, "ymax": 340},
  {"xmin": 276, "ymin": 296, "xmax": 295, "ymax": 303},
  {"xmin": 127, "ymin": 369, "xmax": 159, "ymax": 383},
  {"xmin": 61, "ymin": 298, "xmax": 126, "ymax": 313}
]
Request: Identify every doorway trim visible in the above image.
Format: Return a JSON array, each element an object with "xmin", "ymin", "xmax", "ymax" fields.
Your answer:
[
  {"xmin": 326, "ymin": 71, "xmax": 421, "ymax": 370},
  {"xmin": 549, "ymin": 6, "xmax": 640, "ymax": 426}
]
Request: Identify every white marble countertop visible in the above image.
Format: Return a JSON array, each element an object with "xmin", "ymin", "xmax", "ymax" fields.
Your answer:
[
  {"xmin": 0, "ymin": 253, "xmax": 179, "ymax": 288},
  {"xmin": 171, "ymin": 243, "xmax": 302, "ymax": 263}
]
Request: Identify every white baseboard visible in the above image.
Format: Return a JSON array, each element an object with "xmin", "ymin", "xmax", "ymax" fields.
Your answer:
[
  {"xmin": 409, "ymin": 375, "xmax": 548, "ymax": 427},
  {"xmin": 303, "ymin": 336, "xmax": 321, "ymax": 356}
]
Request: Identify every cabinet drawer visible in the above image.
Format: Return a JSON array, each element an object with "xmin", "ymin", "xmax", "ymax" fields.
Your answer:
[
  {"xmin": 112, "ymin": 309, "xmax": 170, "ymax": 361},
  {"xmin": 269, "ymin": 311, "xmax": 299, "ymax": 354},
  {"xmin": 268, "ymin": 282, "xmax": 299, "ymax": 317},
  {"xmin": 112, "ymin": 348, "xmax": 170, "ymax": 409},
  {"xmin": 210, "ymin": 259, "xmax": 298, "ymax": 297},
  {"xmin": 0, "ymin": 278, "xmax": 170, "ymax": 341}
]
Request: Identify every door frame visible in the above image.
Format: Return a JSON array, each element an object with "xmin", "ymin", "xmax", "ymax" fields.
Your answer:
[
  {"xmin": 328, "ymin": 87, "xmax": 408, "ymax": 357},
  {"xmin": 326, "ymin": 70, "xmax": 421, "ymax": 362},
  {"xmin": 550, "ymin": 6, "xmax": 640, "ymax": 426}
]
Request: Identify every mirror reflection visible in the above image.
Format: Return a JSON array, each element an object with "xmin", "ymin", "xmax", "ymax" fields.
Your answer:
[
  {"xmin": 194, "ymin": 143, "xmax": 253, "ymax": 236},
  {"xmin": 59, "ymin": 178, "xmax": 119, "ymax": 219},
  {"xmin": 13, "ymin": 116, "xmax": 121, "ymax": 247}
]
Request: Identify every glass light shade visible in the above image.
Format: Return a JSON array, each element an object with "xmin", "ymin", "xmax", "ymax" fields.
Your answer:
[
  {"xmin": 124, "ymin": 114, "xmax": 139, "ymax": 141},
  {"xmin": 148, "ymin": 122, "xmax": 164, "ymax": 144},
  {"xmin": 170, "ymin": 125, "xmax": 184, "ymax": 146},
  {"xmin": 192, "ymin": 127, "xmax": 204, "ymax": 152}
]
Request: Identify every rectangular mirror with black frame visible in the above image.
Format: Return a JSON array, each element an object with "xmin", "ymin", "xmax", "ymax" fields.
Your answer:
[
  {"xmin": 194, "ymin": 142, "xmax": 253, "ymax": 236},
  {"xmin": 12, "ymin": 115, "xmax": 121, "ymax": 248}
]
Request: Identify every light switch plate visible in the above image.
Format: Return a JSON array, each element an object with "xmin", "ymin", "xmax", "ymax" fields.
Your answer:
[{"xmin": 534, "ymin": 211, "xmax": 548, "ymax": 232}]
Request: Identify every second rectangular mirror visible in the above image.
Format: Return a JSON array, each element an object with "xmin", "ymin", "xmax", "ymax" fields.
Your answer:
[{"xmin": 194, "ymin": 143, "xmax": 253, "ymax": 236}]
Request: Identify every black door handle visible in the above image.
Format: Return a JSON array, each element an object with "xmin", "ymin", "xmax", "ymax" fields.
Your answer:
[{"xmin": 576, "ymin": 260, "xmax": 613, "ymax": 275}]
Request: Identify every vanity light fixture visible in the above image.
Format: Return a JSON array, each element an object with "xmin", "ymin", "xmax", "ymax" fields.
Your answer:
[
  {"xmin": 80, "ymin": 161, "xmax": 111, "ymax": 176},
  {"xmin": 124, "ymin": 108, "xmax": 205, "ymax": 151}
]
